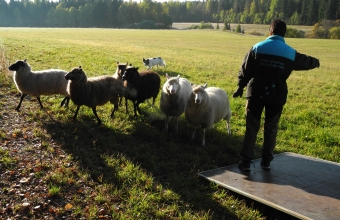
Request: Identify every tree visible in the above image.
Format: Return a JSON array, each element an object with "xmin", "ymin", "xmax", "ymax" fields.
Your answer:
[
  {"xmin": 162, "ymin": 14, "xmax": 173, "ymax": 28},
  {"xmin": 68, "ymin": 6, "xmax": 78, "ymax": 27},
  {"xmin": 290, "ymin": 11, "xmax": 299, "ymax": 25},
  {"xmin": 13, "ymin": 7, "xmax": 23, "ymax": 27},
  {"xmin": 265, "ymin": 0, "xmax": 279, "ymax": 24},
  {"xmin": 236, "ymin": 23, "xmax": 242, "ymax": 33},
  {"xmin": 78, "ymin": 4, "xmax": 94, "ymax": 27}
]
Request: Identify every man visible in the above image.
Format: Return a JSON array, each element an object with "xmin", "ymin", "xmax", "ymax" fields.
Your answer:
[{"xmin": 233, "ymin": 19, "xmax": 320, "ymax": 171}]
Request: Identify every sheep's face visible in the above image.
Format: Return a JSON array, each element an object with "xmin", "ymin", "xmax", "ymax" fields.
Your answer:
[
  {"xmin": 65, "ymin": 67, "xmax": 85, "ymax": 81},
  {"xmin": 166, "ymin": 78, "xmax": 180, "ymax": 94},
  {"xmin": 8, "ymin": 60, "xmax": 27, "ymax": 71},
  {"xmin": 116, "ymin": 62, "xmax": 129, "ymax": 78},
  {"xmin": 122, "ymin": 67, "xmax": 139, "ymax": 82},
  {"xmin": 192, "ymin": 86, "xmax": 205, "ymax": 104}
]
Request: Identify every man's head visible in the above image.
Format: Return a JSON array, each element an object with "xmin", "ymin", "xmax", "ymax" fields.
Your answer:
[{"xmin": 269, "ymin": 19, "xmax": 286, "ymax": 37}]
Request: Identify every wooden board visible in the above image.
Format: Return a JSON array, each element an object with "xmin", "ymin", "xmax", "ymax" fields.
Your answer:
[{"xmin": 198, "ymin": 152, "xmax": 340, "ymax": 220}]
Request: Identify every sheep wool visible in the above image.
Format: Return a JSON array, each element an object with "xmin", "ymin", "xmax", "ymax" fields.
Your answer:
[
  {"xmin": 185, "ymin": 84, "xmax": 231, "ymax": 146},
  {"xmin": 65, "ymin": 66, "xmax": 136, "ymax": 125},
  {"xmin": 160, "ymin": 73, "xmax": 193, "ymax": 134},
  {"xmin": 8, "ymin": 59, "xmax": 70, "ymax": 111}
]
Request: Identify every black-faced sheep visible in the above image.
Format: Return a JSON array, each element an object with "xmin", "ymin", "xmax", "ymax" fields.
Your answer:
[
  {"xmin": 160, "ymin": 73, "xmax": 192, "ymax": 134},
  {"xmin": 121, "ymin": 66, "xmax": 161, "ymax": 117},
  {"xmin": 185, "ymin": 83, "xmax": 231, "ymax": 146},
  {"xmin": 65, "ymin": 66, "xmax": 136, "ymax": 125},
  {"xmin": 8, "ymin": 59, "xmax": 70, "ymax": 111}
]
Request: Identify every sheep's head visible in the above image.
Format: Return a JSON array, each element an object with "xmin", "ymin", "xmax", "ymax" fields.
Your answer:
[
  {"xmin": 192, "ymin": 83, "xmax": 207, "ymax": 104},
  {"xmin": 8, "ymin": 59, "xmax": 28, "ymax": 71},
  {"xmin": 116, "ymin": 61, "xmax": 129, "ymax": 78},
  {"xmin": 166, "ymin": 74, "xmax": 181, "ymax": 94},
  {"xmin": 65, "ymin": 66, "xmax": 85, "ymax": 81},
  {"xmin": 122, "ymin": 66, "xmax": 139, "ymax": 82}
]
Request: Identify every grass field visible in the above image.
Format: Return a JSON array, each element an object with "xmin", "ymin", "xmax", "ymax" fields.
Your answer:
[{"xmin": 0, "ymin": 27, "xmax": 339, "ymax": 219}]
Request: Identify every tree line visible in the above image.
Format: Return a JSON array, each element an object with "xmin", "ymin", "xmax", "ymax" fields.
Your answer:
[{"xmin": 0, "ymin": 0, "xmax": 339, "ymax": 29}]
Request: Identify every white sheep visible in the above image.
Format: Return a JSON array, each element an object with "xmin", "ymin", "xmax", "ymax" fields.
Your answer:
[
  {"xmin": 160, "ymin": 73, "xmax": 192, "ymax": 134},
  {"xmin": 185, "ymin": 83, "xmax": 231, "ymax": 146},
  {"xmin": 8, "ymin": 59, "xmax": 70, "ymax": 111},
  {"xmin": 65, "ymin": 66, "xmax": 137, "ymax": 125}
]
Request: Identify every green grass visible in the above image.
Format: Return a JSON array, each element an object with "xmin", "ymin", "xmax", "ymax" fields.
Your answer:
[{"xmin": 0, "ymin": 27, "xmax": 339, "ymax": 219}]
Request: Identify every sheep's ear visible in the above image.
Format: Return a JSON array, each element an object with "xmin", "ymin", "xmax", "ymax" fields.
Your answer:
[
  {"xmin": 136, "ymin": 67, "xmax": 139, "ymax": 70},
  {"xmin": 129, "ymin": 63, "xmax": 132, "ymax": 66},
  {"xmin": 165, "ymin": 73, "xmax": 169, "ymax": 79},
  {"xmin": 117, "ymin": 61, "xmax": 119, "ymax": 64},
  {"xmin": 203, "ymin": 83, "xmax": 208, "ymax": 88},
  {"xmin": 176, "ymin": 75, "xmax": 180, "ymax": 79},
  {"xmin": 79, "ymin": 66, "xmax": 82, "ymax": 69},
  {"xmin": 24, "ymin": 59, "xmax": 27, "ymax": 62}
]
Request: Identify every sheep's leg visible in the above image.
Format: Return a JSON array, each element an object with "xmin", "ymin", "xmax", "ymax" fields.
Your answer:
[
  {"xmin": 191, "ymin": 127, "xmax": 196, "ymax": 140},
  {"xmin": 110, "ymin": 104, "xmax": 118, "ymax": 118},
  {"xmin": 60, "ymin": 97, "xmax": 69, "ymax": 108},
  {"xmin": 174, "ymin": 116, "xmax": 179, "ymax": 135},
  {"xmin": 73, "ymin": 106, "xmax": 80, "ymax": 121},
  {"xmin": 133, "ymin": 102, "xmax": 138, "ymax": 117},
  {"xmin": 202, "ymin": 128, "xmax": 206, "ymax": 146},
  {"xmin": 133, "ymin": 100, "xmax": 143, "ymax": 116},
  {"xmin": 66, "ymin": 97, "xmax": 70, "ymax": 107},
  {"xmin": 37, "ymin": 97, "xmax": 44, "ymax": 109},
  {"xmin": 164, "ymin": 115, "xmax": 170, "ymax": 133},
  {"xmin": 226, "ymin": 120, "xmax": 231, "ymax": 135},
  {"xmin": 118, "ymin": 96, "xmax": 123, "ymax": 106},
  {"xmin": 92, "ymin": 107, "xmax": 102, "ymax": 125},
  {"xmin": 15, "ymin": 93, "xmax": 27, "ymax": 111},
  {"xmin": 125, "ymin": 98, "xmax": 129, "ymax": 114},
  {"xmin": 151, "ymin": 96, "xmax": 156, "ymax": 106}
]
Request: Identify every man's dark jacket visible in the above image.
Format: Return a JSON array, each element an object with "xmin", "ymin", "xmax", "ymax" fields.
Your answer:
[{"xmin": 237, "ymin": 35, "xmax": 320, "ymax": 105}]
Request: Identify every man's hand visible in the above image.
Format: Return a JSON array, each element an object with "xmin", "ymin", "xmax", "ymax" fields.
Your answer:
[{"xmin": 233, "ymin": 87, "xmax": 243, "ymax": 98}]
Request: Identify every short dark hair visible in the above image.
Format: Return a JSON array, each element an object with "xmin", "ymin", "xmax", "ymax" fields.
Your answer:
[{"xmin": 269, "ymin": 19, "xmax": 286, "ymax": 37}]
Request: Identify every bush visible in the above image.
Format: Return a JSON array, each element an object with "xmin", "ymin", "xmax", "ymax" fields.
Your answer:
[
  {"xmin": 189, "ymin": 21, "xmax": 214, "ymax": 29},
  {"xmin": 285, "ymin": 27, "xmax": 305, "ymax": 38},
  {"xmin": 124, "ymin": 20, "xmax": 157, "ymax": 29},
  {"xmin": 248, "ymin": 30, "xmax": 264, "ymax": 36},
  {"xmin": 235, "ymin": 24, "xmax": 241, "ymax": 33},
  {"xmin": 329, "ymin": 26, "xmax": 340, "ymax": 39}
]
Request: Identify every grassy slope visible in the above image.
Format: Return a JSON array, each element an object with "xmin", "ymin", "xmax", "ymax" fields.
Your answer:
[{"xmin": 0, "ymin": 27, "xmax": 339, "ymax": 219}]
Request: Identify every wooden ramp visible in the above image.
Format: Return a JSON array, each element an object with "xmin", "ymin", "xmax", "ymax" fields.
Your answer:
[{"xmin": 198, "ymin": 152, "xmax": 340, "ymax": 220}]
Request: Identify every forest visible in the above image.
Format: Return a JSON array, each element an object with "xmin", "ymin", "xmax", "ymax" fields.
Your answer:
[{"xmin": 0, "ymin": 0, "xmax": 339, "ymax": 29}]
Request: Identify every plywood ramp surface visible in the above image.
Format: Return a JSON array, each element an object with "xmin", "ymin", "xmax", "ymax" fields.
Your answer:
[{"xmin": 198, "ymin": 152, "xmax": 340, "ymax": 220}]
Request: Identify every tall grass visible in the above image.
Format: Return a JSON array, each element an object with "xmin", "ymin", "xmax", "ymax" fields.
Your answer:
[{"xmin": 0, "ymin": 27, "xmax": 339, "ymax": 219}]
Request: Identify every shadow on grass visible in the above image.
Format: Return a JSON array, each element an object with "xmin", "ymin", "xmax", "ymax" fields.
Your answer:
[{"xmin": 41, "ymin": 104, "xmax": 245, "ymax": 219}]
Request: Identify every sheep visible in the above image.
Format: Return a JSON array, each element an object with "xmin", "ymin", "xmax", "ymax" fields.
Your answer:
[
  {"xmin": 121, "ymin": 66, "xmax": 161, "ymax": 117},
  {"xmin": 8, "ymin": 59, "xmax": 70, "ymax": 111},
  {"xmin": 160, "ymin": 73, "xmax": 193, "ymax": 134},
  {"xmin": 113, "ymin": 61, "xmax": 132, "ymax": 113},
  {"xmin": 185, "ymin": 83, "xmax": 231, "ymax": 146},
  {"xmin": 65, "ymin": 66, "xmax": 137, "ymax": 125},
  {"xmin": 142, "ymin": 57, "xmax": 166, "ymax": 70},
  {"xmin": 113, "ymin": 61, "xmax": 130, "ymax": 80}
]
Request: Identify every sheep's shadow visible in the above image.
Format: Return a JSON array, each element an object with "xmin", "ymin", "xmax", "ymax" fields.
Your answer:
[{"xmin": 41, "ymin": 106, "xmax": 246, "ymax": 219}]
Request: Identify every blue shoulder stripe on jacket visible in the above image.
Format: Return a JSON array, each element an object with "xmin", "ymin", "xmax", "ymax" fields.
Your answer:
[{"xmin": 252, "ymin": 35, "xmax": 296, "ymax": 61}]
